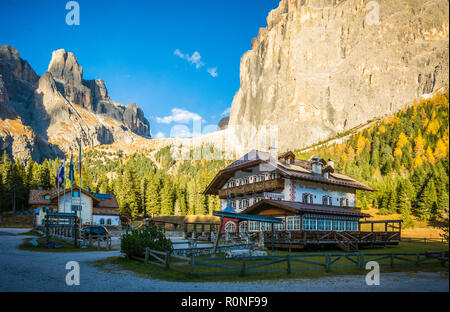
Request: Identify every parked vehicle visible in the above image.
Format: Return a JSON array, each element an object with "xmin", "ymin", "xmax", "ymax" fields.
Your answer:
[{"xmin": 82, "ymin": 226, "xmax": 110, "ymax": 240}]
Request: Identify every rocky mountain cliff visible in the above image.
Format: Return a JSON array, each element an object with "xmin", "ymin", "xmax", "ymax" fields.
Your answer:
[
  {"xmin": 0, "ymin": 45, "xmax": 150, "ymax": 161},
  {"xmin": 229, "ymin": 0, "xmax": 449, "ymax": 151}
]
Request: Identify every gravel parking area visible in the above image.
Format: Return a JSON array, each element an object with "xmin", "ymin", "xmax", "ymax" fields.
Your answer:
[{"xmin": 0, "ymin": 228, "xmax": 448, "ymax": 292}]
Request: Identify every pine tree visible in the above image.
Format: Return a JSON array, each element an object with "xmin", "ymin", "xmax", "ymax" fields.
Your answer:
[
  {"xmin": 160, "ymin": 176, "xmax": 175, "ymax": 216},
  {"xmin": 121, "ymin": 157, "xmax": 141, "ymax": 218},
  {"xmin": 146, "ymin": 173, "xmax": 161, "ymax": 216},
  {"xmin": 415, "ymin": 179, "xmax": 438, "ymax": 220}
]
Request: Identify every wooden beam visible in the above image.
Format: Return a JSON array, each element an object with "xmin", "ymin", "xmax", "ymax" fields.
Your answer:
[{"xmin": 213, "ymin": 218, "xmax": 224, "ymax": 254}]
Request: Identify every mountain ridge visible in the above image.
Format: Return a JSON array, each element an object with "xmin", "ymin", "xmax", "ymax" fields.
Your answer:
[{"xmin": 0, "ymin": 45, "xmax": 151, "ymax": 161}]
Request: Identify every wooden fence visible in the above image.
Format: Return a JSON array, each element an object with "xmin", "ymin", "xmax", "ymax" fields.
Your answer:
[
  {"xmin": 81, "ymin": 233, "xmax": 112, "ymax": 250},
  {"xmin": 401, "ymin": 237, "xmax": 447, "ymax": 244},
  {"xmin": 130, "ymin": 249, "xmax": 448, "ymax": 277}
]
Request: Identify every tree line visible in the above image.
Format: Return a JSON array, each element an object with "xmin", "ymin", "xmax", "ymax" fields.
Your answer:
[
  {"xmin": 298, "ymin": 93, "xmax": 449, "ymax": 227},
  {"xmin": 1, "ymin": 93, "xmax": 448, "ymax": 227}
]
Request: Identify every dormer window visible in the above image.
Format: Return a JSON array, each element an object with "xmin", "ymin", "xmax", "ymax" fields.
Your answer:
[
  {"xmin": 73, "ymin": 191, "xmax": 80, "ymax": 198},
  {"xmin": 340, "ymin": 198, "xmax": 349, "ymax": 207},
  {"xmin": 303, "ymin": 193, "xmax": 313, "ymax": 204},
  {"xmin": 322, "ymin": 196, "xmax": 332, "ymax": 206}
]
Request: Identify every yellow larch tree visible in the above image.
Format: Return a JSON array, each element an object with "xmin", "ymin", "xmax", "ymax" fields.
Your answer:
[
  {"xmin": 434, "ymin": 138, "xmax": 448, "ymax": 160},
  {"xmin": 414, "ymin": 130, "xmax": 425, "ymax": 158},
  {"xmin": 425, "ymin": 146, "xmax": 436, "ymax": 164}
]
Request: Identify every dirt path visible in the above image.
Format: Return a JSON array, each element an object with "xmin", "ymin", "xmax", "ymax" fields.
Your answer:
[{"xmin": 0, "ymin": 228, "xmax": 448, "ymax": 292}]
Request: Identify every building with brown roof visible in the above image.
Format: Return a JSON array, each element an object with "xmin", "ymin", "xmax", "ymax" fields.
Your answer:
[
  {"xmin": 205, "ymin": 150, "xmax": 402, "ymax": 251},
  {"xmin": 29, "ymin": 188, "xmax": 120, "ymax": 227}
]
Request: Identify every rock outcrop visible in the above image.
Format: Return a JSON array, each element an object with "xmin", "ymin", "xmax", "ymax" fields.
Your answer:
[
  {"xmin": 228, "ymin": 0, "xmax": 449, "ymax": 151},
  {"xmin": 0, "ymin": 46, "xmax": 151, "ymax": 161},
  {"xmin": 217, "ymin": 116, "xmax": 229, "ymax": 131}
]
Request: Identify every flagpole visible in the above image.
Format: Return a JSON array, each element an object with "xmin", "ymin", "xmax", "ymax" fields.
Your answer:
[
  {"xmin": 64, "ymin": 157, "xmax": 67, "ymax": 213},
  {"xmin": 57, "ymin": 162, "xmax": 59, "ymax": 213},
  {"xmin": 70, "ymin": 152, "xmax": 73, "ymax": 217},
  {"xmin": 79, "ymin": 144, "xmax": 82, "ymax": 227}
]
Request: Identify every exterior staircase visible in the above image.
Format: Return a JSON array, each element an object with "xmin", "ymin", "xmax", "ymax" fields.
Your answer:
[{"xmin": 335, "ymin": 232, "xmax": 359, "ymax": 252}]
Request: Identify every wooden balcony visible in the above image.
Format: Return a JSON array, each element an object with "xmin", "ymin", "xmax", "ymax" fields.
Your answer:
[{"xmin": 218, "ymin": 178, "xmax": 285, "ymax": 199}]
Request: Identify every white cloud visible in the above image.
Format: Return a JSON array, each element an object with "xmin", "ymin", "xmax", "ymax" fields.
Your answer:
[
  {"xmin": 174, "ymin": 49, "xmax": 185, "ymax": 58},
  {"xmin": 207, "ymin": 67, "xmax": 218, "ymax": 78},
  {"xmin": 170, "ymin": 125, "xmax": 193, "ymax": 138},
  {"xmin": 174, "ymin": 49, "xmax": 204, "ymax": 69},
  {"xmin": 156, "ymin": 108, "xmax": 203, "ymax": 124},
  {"xmin": 221, "ymin": 107, "xmax": 231, "ymax": 116},
  {"xmin": 154, "ymin": 131, "xmax": 166, "ymax": 139}
]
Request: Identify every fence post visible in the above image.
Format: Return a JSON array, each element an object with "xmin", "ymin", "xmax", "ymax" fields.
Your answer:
[
  {"xmin": 287, "ymin": 254, "xmax": 291, "ymax": 274},
  {"xmin": 390, "ymin": 253, "xmax": 394, "ymax": 267},
  {"xmin": 190, "ymin": 255, "xmax": 195, "ymax": 275},
  {"xmin": 165, "ymin": 252, "xmax": 170, "ymax": 270},
  {"xmin": 144, "ymin": 248, "xmax": 149, "ymax": 265},
  {"xmin": 325, "ymin": 254, "xmax": 330, "ymax": 272},
  {"xmin": 240, "ymin": 258, "xmax": 247, "ymax": 276},
  {"xmin": 97, "ymin": 236, "xmax": 100, "ymax": 249},
  {"xmin": 416, "ymin": 253, "xmax": 420, "ymax": 266},
  {"xmin": 359, "ymin": 253, "xmax": 364, "ymax": 269}
]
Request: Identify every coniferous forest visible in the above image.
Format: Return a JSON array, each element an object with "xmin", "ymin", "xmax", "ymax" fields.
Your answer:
[{"xmin": 0, "ymin": 93, "xmax": 449, "ymax": 230}]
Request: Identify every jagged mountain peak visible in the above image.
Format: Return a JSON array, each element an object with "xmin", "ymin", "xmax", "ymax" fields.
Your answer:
[{"xmin": 48, "ymin": 48, "xmax": 83, "ymax": 82}]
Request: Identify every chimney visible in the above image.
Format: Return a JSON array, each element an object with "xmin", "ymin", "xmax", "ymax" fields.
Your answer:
[
  {"xmin": 328, "ymin": 159, "xmax": 334, "ymax": 169},
  {"xmin": 311, "ymin": 155, "xmax": 322, "ymax": 175}
]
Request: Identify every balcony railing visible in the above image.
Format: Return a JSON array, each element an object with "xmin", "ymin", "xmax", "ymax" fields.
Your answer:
[{"xmin": 218, "ymin": 178, "xmax": 285, "ymax": 199}]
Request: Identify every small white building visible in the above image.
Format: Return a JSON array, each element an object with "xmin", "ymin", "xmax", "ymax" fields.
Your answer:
[{"xmin": 29, "ymin": 188, "xmax": 121, "ymax": 227}]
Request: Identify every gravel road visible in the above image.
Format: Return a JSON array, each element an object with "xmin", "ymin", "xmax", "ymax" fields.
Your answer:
[{"xmin": 0, "ymin": 228, "xmax": 448, "ymax": 292}]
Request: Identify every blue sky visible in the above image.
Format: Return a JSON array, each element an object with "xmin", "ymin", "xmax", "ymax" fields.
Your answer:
[{"xmin": 0, "ymin": 0, "xmax": 279, "ymax": 138}]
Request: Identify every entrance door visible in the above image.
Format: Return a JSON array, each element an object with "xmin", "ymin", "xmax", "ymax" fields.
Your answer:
[
  {"xmin": 239, "ymin": 221, "xmax": 248, "ymax": 233},
  {"xmin": 225, "ymin": 221, "xmax": 237, "ymax": 233}
]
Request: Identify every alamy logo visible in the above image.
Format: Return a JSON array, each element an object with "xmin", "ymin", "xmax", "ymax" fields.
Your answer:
[
  {"xmin": 65, "ymin": 261, "xmax": 80, "ymax": 286},
  {"xmin": 66, "ymin": 1, "xmax": 80, "ymax": 26},
  {"xmin": 365, "ymin": 261, "xmax": 380, "ymax": 286},
  {"xmin": 366, "ymin": 1, "xmax": 380, "ymax": 26}
]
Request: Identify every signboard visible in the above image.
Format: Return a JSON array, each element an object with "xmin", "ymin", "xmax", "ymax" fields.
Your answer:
[{"xmin": 71, "ymin": 205, "xmax": 82, "ymax": 212}]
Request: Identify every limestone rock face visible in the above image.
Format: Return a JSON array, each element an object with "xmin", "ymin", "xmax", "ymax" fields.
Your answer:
[
  {"xmin": 123, "ymin": 103, "xmax": 151, "ymax": 137},
  {"xmin": 0, "ymin": 45, "xmax": 151, "ymax": 161},
  {"xmin": 218, "ymin": 116, "xmax": 229, "ymax": 130},
  {"xmin": 228, "ymin": 0, "xmax": 449, "ymax": 151}
]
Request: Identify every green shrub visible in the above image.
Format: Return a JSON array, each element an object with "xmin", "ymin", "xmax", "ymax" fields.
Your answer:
[{"xmin": 121, "ymin": 226, "xmax": 173, "ymax": 258}]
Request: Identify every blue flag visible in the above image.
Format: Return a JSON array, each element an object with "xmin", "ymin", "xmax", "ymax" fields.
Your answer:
[
  {"xmin": 68, "ymin": 153, "xmax": 74, "ymax": 182},
  {"xmin": 58, "ymin": 160, "xmax": 65, "ymax": 186},
  {"xmin": 55, "ymin": 163, "xmax": 59, "ymax": 188}
]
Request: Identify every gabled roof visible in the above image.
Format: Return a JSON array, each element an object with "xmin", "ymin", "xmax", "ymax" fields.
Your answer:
[
  {"xmin": 28, "ymin": 188, "xmax": 119, "ymax": 209},
  {"xmin": 50, "ymin": 188, "xmax": 101, "ymax": 203},
  {"xmin": 241, "ymin": 199, "xmax": 371, "ymax": 218},
  {"xmin": 204, "ymin": 150, "xmax": 375, "ymax": 194}
]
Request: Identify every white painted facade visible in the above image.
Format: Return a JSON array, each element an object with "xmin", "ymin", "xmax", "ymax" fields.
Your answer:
[
  {"xmin": 220, "ymin": 165, "xmax": 356, "ymax": 212},
  {"xmin": 58, "ymin": 191, "xmax": 93, "ymax": 225},
  {"xmin": 92, "ymin": 215, "xmax": 120, "ymax": 226}
]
